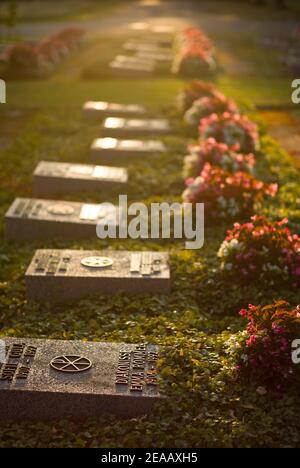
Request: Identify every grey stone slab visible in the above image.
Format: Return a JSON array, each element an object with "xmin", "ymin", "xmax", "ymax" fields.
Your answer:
[
  {"xmin": 82, "ymin": 101, "xmax": 147, "ymax": 119},
  {"xmin": 140, "ymin": 34, "xmax": 174, "ymax": 47},
  {"xmin": 0, "ymin": 337, "xmax": 162, "ymax": 420},
  {"xmin": 25, "ymin": 249, "xmax": 171, "ymax": 302},
  {"xmin": 90, "ymin": 137, "xmax": 167, "ymax": 163},
  {"xmin": 150, "ymin": 25, "xmax": 175, "ymax": 35},
  {"xmin": 123, "ymin": 40, "xmax": 172, "ymax": 55},
  {"xmin": 5, "ymin": 198, "xmax": 119, "ymax": 242},
  {"xmin": 32, "ymin": 161, "xmax": 128, "ymax": 197},
  {"xmin": 102, "ymin": 117, "xmax": 172, "ymax": 138},
  {"xmin": 110, "ymin": 55, "xmax": 156, "ymax": 77},
  {"xmin": 135, "ymin": 50, "xmax": 172, "ymax": 63}
]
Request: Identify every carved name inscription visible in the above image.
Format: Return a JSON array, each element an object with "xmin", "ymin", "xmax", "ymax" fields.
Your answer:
[
  {"xmin": 130, "ymin": 253, "xmax": 161, "ymax": 275},
  {"xmin": 115, "ymin": 344, "xmax": 159, "ymax": 393},
  {"xmin": 34, "ymin": 252, "xmax": 71, "ymax": 275},
  {"xmin": 0, "ymin": 343, "xmax": 37, "ymax": 382},
  {"xmin": 13, "ymin": 200, "xmax": 42, "ymax": 218}
]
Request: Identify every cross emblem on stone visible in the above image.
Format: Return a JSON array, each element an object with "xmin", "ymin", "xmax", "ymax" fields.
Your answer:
[{"xmin": 50, "ymin": 355, "xmax": 92, "ymax": 373}]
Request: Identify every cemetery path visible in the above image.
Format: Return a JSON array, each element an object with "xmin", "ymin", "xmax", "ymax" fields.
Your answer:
[{"xmin": 7, "ymin": 0, "xmax": 298, "ymax": 42}]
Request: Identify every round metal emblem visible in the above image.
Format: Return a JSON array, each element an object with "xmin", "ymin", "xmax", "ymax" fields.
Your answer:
[
  {"xmin": 47, "ymin": 204, "xmax": 74, "ymax": 216},
  {"xmin": 50, "ymin": 355, "xmax": 92, "ymax": 373},
  {"xmin": 80, "ymin": 256, "xmax": 114, "ymax": 268}
]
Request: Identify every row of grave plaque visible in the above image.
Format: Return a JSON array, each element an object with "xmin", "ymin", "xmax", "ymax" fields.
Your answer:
[
  {"xmin": 109, "ymin": 37, "xmax": 173, "ymax": 76},
  {"xmin": 2, "ymin": 34, "xmax": 175, "ymax": 418}
]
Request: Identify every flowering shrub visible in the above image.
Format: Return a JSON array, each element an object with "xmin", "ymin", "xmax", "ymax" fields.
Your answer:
[
  {"xmin": 172, "ymin": 27, "xmax": 216, "ymax": 76},
  {"xmin": 227, "ymin": 301, "xmax": 300, "ymax": 392},
  {"xmin": 184, "ymin": 94, "xmax": 238, "ymax": 127},
  {"xmin": 199, "ymin": 112, "xmax": 260, "ymax": 153},
  {"xmin": 218, "ymin": 216, "xmax": 300, "ymax": 286},
  {"xmin": 182, "ymin": 163, "xmax": 277, "ymax": 220},
  {"xmin": 177, "ymin": 80, "xmax": 221, "ymax": 113},
  {"xmin": 4, "ymin": 44, "xmax": 41, "ymax": 78},
  {"xmin": 4, "ymin": 27, "xmax": 85, "ymax": 79},
  {"xmin": 183, "ymin": 137, "xmax": 256, "ymax": 178}
]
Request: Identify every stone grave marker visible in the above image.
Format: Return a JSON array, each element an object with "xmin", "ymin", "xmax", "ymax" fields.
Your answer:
[
  {"xmin": 83, "ymin": 101, "xmax": 147, "ymax": 119},
  {"xmin": 5, "ymin": 198, "xmax": 119, "ymax": 241},
  {"xmin": 0, "ymin": 337, "xmax": 163, "ymax": 420},
  {"xmin": 142, "ymin": 34, "xmax": 174, "ymax": 47},
  {"xmin": 135, "ymin": 50, "xmax": 172, "ymax": 63},
  {"xmin": 102, "ymin": 117, "xmax": 172, "ymax": 138},
  {"xmin": 129, "ymin": 22, "xmax": 149, "ymax": 31},
  {"xmin": 110, "ymin": 55, "xmax": 156, "ymax": 77},
  {"xmin": 25, "ymin": 249, "xmax": 170, "ymax": 302},
  {"xmin": 33, "ymin": 161, "xmax": 128, "ymax": 197},
  {"xmin": 151, "ymin": 25, "xmax": 175, "ymax": 35},
  {"xmin": 91, "ymin": 137, "xmax": 167, "ymax": 163}
]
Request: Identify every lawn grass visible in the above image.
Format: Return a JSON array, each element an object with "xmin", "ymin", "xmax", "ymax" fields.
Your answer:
[
  {"xmin": 4, "ymin": 74, "xmax": 186, "ymax": 108},
  {"xmin": 4, "ymin": 75, "xmax": 291, "ymax": 110}
]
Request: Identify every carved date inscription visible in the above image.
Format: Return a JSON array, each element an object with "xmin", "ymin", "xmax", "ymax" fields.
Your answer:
[
  {"xmin": 115, "ymin": 344, "xmax": 159, "ymax": 394},
  {"xmin": 0, "ymin": 343, "xmax": 37, "ymax": 382}
]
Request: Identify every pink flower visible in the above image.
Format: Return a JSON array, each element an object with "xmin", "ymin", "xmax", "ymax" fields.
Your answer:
[{"xmin": 246, "ymin": 335, "xmax": 256, "ymax": 346}]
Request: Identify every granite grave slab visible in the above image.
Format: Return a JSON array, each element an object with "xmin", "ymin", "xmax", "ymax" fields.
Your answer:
[
  {"xmin": 5, "ymin": 198, "xmax": 119, "ymax": 241},
  {"xmin": 135, "ymin": 50, "xmax": 172, "ymax": 63},
  {"xmin": 25, "ymin": 249, "xmax": 170, "ymax": 302},
  {"xmin": 91, "ymin": 137, "xmax": 167, "ymax": 163},
  {"xmin": 33, "ymin": 161, "xmax": 128, "ymax": 197},
  {"xmin": 110, "ymin": 55, "xmax": 156, "ymax": 77},
  {"xmin": 102, "ymin": 117, "xmax": 172, "ymax": 138},
  {"xmin": 140, "ymin": 34, "xmax": 174, "ymax": 47},
  {"xmin": 150, "ymin": 25, "xmax": 175, "ymax": 35},
  {"xmin": 0, "ymin": 337, "xmax": 162, "ymax": 420},
  {"xmin": 123, "ymin": 40, "xmax": 172, "ymax": 55},
  {"xmin": 83, "ymin": 101, "xmax": 146, "ymax": 119}
]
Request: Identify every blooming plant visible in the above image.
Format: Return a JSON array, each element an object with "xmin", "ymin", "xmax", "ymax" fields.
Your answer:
[
  {"xmin": 183, "ymin": 137, "xmax": 256, "ymax": 178},
  {"xmin": 182, "ymin": 164, "xmax": 277, "ymax": 220},
  {"xmin": 231, "ymin": 301, "xmax": 300, "ymax": 392},
  {"xmin": 177, "ymin": 80, "xmax": 221, "ymax": 113},
  {"xmin": 218, "ymin": 216, "xmax": 300, "ymax": 286},
  {"xmin": 172, "ymin": 27, "xmax": 216, "ymax": 76},
  {"xmin": 184, "ymin": 94, "xmax": 238, "ymax": 127},
  {"xmin": 4, "ymin": 44, "xmax": 42, "ymax": 78},
  {"xmin": 199, "ymin": 112, "xmax": 260, "ymax": 153},
  {"xmin": 5, "ymin": 28, "xmax": 86, "ymax": 79}
]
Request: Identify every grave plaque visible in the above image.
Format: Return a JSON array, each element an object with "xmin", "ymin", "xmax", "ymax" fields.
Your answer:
[
  {"xmin": 110, "ymin": 55, "xmax": 156, "ymax": 77},
  {"xmin": 150, "ymin": 25, "xmax": 175, "ymax": 35},
  {"xmin": 0, "ymin": 337, "xmax": 163, "ymax": 420},
  {"xmin": 91, "ymin": 137, "xmax": 167, "ymax": 163},
  {"xmin": 102, "ymin": 117, "xmax": 172, "ymax": 138},
  {"xmin": 33, "ymin": 161, "xmax": 128, "ymax": 197},
  {"xmin": 25, "ymin": 249, "xmax": 170, "ymax": 302},
  {"xmin": 5, "ymin": 198, "xmax": 119, "ymax": 241},
  {"xmin": 83, "ymin": 101, "xmax": 147, "ymax": 119},
  {"xmin": 123, "ymin": 40, "xmax": 172, "ymax": 55},
  {"xmin": 135, "ymin": 50, "xmax": 172, "ymax": 63}
]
